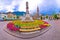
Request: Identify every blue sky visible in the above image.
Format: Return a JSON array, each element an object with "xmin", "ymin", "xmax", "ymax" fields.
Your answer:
[{"xmin": 0, "ymin": 0, "xmax": 60, "ymax": 15}]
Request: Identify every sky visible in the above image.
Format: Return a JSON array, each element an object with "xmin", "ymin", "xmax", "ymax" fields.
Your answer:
[{"xmin": 0, "ymin": 0, "xmax": 60, "ymax": 15}]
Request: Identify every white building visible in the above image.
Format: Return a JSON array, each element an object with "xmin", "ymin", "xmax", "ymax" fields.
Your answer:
[{"xmin": 0, "ymin": 13, "xmax": 7, "ymax": 18}]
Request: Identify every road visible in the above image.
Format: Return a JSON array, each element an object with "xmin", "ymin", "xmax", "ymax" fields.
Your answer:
[{"xmin": 0, "ymin": 20, "xmax": 60, "ymax": 40}]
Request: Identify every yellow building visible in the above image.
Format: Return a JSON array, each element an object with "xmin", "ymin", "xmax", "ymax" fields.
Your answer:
[
  {"xmin": 33, "ymin": 13, "xmax": 40, "ymax": 20},
  {"xmin": 7, "ymin": 12, "xmax": 17, "ymax": 19},
  {"xmin": 57, "ymin": 14, "xmax": 60, "ymax": 18},
  {"xmin": 7, "ymin": 12, "xmax": 14, "ymax": 18}
]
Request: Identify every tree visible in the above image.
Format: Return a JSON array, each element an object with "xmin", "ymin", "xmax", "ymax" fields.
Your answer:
[
  {"xmin": 17, "ymin": 16, "xmax": 19, "ymax": 19},
  {"xmin": 3, "ymin": 16, "xmax": 6, "ymax": 20},
  {"xmin": 53, "ymin": 14, "xmax": 58, "ymax": 19},
  {"xmin": 46, "ymin": 15, "xmax": 48, "ymax": 19},
  {"xmin": 40, "ymin": 16, "xmax": 42, "ymax": 20}
]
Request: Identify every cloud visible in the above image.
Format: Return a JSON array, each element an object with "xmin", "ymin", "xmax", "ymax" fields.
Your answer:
[
  {"xmin": 0, "ymin": 0, "xmax": 13, "ymax": 5},
  {"xmin": 0, "ymin": 0, "xmax": 44, "ymax": 13},
  {"xmin": 19, "ymin": 0, "xmax": 44, "ymax": 13},
  {"xmin": 0, "ymin": 0, "xmax": 60, "ymax": 15},
  {"xmin": 56, "ymin": 0, "xmax": 60, "ymax": 8},
  {"xmin": 13, "ymin": 5, "xmax": 19, "ymax": 11},
  {"xmin": 0, "ymin": 0, "xmax": 22, "ymax": 12}
]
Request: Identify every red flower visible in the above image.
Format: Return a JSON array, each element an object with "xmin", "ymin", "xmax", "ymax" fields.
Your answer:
[
  {"xmin": 39, "ymin": 25, "xmax": 47, "ymax": 29},
  {"xmin": 7, "ymin": 22, "xmax": 20, "ymax": 31}
]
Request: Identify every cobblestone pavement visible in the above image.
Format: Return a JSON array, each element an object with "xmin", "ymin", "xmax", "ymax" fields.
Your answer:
[{"xmin": 0, "ymin": 20, "xmax": 60, "ymax": 40}]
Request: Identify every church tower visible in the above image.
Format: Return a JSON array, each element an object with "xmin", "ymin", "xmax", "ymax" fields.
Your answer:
[
  {"xmin": 32, "ymin": 6, "xmax": 40, "ymax": 20},
  {"xmin": 37, "ymin": 6, "xmax": 39, "ymax": 18}
]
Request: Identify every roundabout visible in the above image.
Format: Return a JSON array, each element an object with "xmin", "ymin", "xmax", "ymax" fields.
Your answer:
[{"xmin": 4, "ymin": 20, "xmax": 51, "ymax": 39}]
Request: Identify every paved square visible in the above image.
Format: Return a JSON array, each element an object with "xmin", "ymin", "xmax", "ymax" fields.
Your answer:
[{"xmin": 0, "ymin": 20, "xmax": 60, "ymax": 40}]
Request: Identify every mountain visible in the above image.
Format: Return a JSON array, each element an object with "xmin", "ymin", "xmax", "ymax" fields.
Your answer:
[{"xmin": 13, "ymin": 11, "xmax": 26, "ymax": 16}]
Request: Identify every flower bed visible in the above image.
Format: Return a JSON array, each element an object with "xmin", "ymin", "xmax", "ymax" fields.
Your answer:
[{"xmin": 7, "ymin": 20, "xmax": 50, "ymax": 32}]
